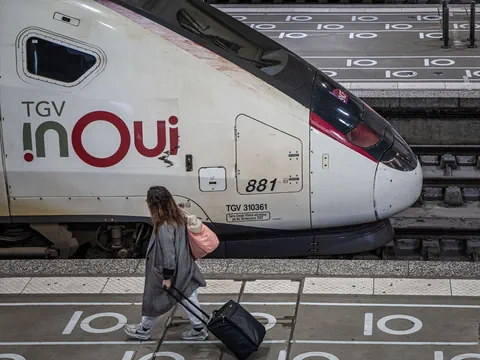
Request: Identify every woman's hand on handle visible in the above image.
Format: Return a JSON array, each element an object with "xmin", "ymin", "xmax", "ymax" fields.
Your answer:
[{"xmin": 163, "ymin": 279, "xmax": 172, "ymax": 289}]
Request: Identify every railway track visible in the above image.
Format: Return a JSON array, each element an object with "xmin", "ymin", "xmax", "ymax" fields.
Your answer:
[
  {"xmin": 416, "ymin": 146, "xmax": 480, "ymax": 188},
  {"xmin": 412, "ymin": 145, "xmax": 480, "ymax": 156}
]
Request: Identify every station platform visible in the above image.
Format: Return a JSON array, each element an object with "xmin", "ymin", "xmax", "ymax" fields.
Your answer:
[
  {"xmin": 218, "ymin": 5, "xmax": 480, "ymax": 92},
  {"xmin": 1, "ymin": 259, "xmax": 480, "ymax": 359}
]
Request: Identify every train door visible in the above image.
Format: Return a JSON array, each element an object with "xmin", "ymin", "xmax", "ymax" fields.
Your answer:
[
  {"xmin": 0, "ymin": 107, "xmax": 10, "ymax": 220},
  {"xmin": 234, "ymin": 114, "xmax": 310, "ymax": 230}
]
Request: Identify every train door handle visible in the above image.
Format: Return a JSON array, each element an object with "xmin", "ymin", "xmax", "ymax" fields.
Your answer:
[{"xmin": 186, "ymin": 154, "xmax": 193, "ymax": 172}]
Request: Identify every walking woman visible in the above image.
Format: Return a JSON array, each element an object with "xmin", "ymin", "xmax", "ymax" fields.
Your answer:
[{"xmin": 124, "ymin": 186, "xmax": 208, "ymax": 341}]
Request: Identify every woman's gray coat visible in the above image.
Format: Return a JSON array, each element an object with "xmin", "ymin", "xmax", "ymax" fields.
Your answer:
[{"xmin": 142, "ymin": 223, "xmax": 206, "ymax": 317}]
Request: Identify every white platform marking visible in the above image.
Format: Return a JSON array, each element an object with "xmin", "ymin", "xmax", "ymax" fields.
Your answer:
[
  {"xmin": 350, "ymin": 33, "xmax": 378, "ymax": 39},
  {"xmin": 122, "ymin": 352, "xmax": 135, "ymax": 360},
  {"xmin": 253, "ymin": 23, "xmax": 276, "ymax": 30},
  {"xmin": 392, "ymin": 70, "xmax": 418, "ymax": 78},
  {"xmin": 2, "ymin": 300, "xmax": 480, "ymax": 308},
  {"xmin": 304, "ymin": 55, "xmax": 480, "ymax": 59},
  {"xmin": 22, "ymin": 277, "xmax": 108, "ymax": 294},
  {"xmin": 258, "ymin": 29, "xmax": 444, "ymax": 33},
  {"xmin": 425, "ymin": 32, "xmax": 443, "ymax": 39},
  {"xmin": 458, "ymin": 23, "xmax": 480, "ymax": 29},
  {"xmin": 278, "ymin": 32, "xmax": 307, "ymax": 39},
  {"xmin": 244, "ymin": 279, "xmax": 299, "ymax": 294},
  {"xmin": 431, "ymin": 59, "xmax": 455, "ymax": 66},
  {"xmin": 374, "ymin": 278, "xmax": 451, "ymax": 296},
  {"xmin": 353, "ymin": 59, "xmax": 377, "ymax": 66},
  {"xmin": 317, "ymin": 67, "xmax": 477, "ymax": 70},
  {"xmin": 452, "ymin": 355, "xmax": 480, "ymax": 360},
  {"xmin": 102, "ymin": 277, "xmax": 144, "ymax": 294},
  {"xmin": 350, "ymin": 82, "xmax": 398, "ymax": 90},
  {"xmin": 358, "ymin": 16, "xmax": 378, "ymax": 22},
  {"xmin": 0, "ymin": 339, "xmax": 477, "ymax": 346},
  {"xmin": 392, "ymin": 24, "xmax": 413, "ymax": 30},
  {"xmin": 294, "ymin": 340, "xmax": 479, "ymax": 345},
  {"xmin": 321, "ymin": 24, "xmax": 344, "ymax": 30},
  {"xmin": 422, "ymin": 15, "xmax": 441, "ymax": 20},
  {"xmin": 1, "ymin": 276, "xmax": 480, "ymax": 296},
  {"xmin": 220, "ymin": 8, "xmax": 470, "ymax": 14},
  {"xmin": 376, "ymin": 314, "xmax": 423, "ymax": 335},
  {"xmin": 0, "ymin": 278, "xmax": 31, "ymax": 294},
  {"xmin": 322, "ymin": 71, "xmax": 337, "ymax": 77},
  {"xmin": 291, "ymin": 16, "xmax": 312, "ymax": 22},
  {"xmin": 198, "ymin": 280, "xmax": 242, "ymax": 294},
  {"xmin": 451, "ymin": 280, "xmax": 480, "ymax": 297},
  {"xmin": 303, "ymin": 277, "xmax": 373, "ymax": 295},
  {"xmin": 300, "ymin": 302, "xmax": 480, "ymax": 308},
  {"xmin": 0, "ymin": 302, "xmax": 141, "ymax": 306},
  {"xmin": 80, "ymin": 312, "xmax": 128, "ymax": 334},
  {"xmin": 63, "ymin": 311, "xmax": 83, "ymax": 335},
  {"xmin": 160, "ymin": 340, "xmax": 286, "ymax": 345},
  {"xmin": 232, "ymin": 15, "xmax": 247, "ymax": 21},
  {"xmin": 293, "ymin": 352, "xmax": 339, "ymax": 360},
  {"xmin": 0, "ymin": 341, "xmax": 156, "ymax": 345},
  {"xmin": 251, "ymin": 312, "xmax": 277, "ymax": 330},
  {"xmin": 364, "ymin": 313, "xmax": 374, "ymax": 336},
  {"xmin": 138, "ymin": 352, "xmax": 184, "ymax": 360}
]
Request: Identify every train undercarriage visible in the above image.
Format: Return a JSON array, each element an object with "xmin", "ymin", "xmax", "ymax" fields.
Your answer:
[{"xmin": 0, "ymin": 222, "xmax": 152, "ymax": 260}]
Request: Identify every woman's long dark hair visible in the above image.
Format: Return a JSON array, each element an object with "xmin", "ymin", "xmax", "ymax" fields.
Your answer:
[{"xmin": 147, "ymin": 186, "xmax": 185, "ymax": 233}]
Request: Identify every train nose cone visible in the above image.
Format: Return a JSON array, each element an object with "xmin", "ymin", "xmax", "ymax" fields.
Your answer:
[{"xmin": 373, "ymin": 158, "xmax": 423, "ymax": 220}]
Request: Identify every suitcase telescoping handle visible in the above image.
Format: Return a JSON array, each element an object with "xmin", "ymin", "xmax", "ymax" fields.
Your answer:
[{"xmin": 164, "ymin": 284, "xmax": 209, "ymax": 326}]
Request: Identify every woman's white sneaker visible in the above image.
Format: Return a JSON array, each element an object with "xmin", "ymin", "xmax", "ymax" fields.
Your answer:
[
  {"xmin": 182, "ymin": 328, "xmax": 208, "ymax": 341},
  {"xmin": 124, "ymin": 324, "xmax": 152, "ymax": 341}
]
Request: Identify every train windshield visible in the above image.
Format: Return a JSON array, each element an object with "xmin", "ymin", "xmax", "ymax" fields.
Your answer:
[
  {"xmin": 310, "ymin": 71, "xmax": 393, "ymax": 161},
  {"xmin": 176, "ymin": 6, "xmax": 286, "ymax": 75},
  {"xmin": 109, "ymin": 0, "xmax": 317, "ymax": 107}
]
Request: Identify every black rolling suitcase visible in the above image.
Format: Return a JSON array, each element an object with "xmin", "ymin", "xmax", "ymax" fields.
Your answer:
[{"xmin": 166, "ymin": 285, "xmax": 266, "ymax": 360}]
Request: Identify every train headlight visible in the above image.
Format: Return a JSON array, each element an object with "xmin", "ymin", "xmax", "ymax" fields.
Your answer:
[{"xmin": 346, "ymin": 122, "xmax": 382, "ymax": 149}]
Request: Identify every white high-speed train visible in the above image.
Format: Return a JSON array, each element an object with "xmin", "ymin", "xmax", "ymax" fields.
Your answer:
[{"xmin": 0, "ymin": 0, "xmax": 422, "ymax": 259}]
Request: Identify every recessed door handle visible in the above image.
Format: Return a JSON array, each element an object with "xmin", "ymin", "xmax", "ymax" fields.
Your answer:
[{"xmin": 186, "ymin": 154, "xmax": 193, "ymax": 172}]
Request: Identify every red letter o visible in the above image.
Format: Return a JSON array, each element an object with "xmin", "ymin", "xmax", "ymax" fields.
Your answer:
[{"xmin": 72, "ymin": 111, "xmax": 130, "ymax": 168}]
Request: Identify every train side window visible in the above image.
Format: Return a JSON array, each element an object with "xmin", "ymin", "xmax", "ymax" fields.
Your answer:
[{"xmin": 25, "ymin": 37, "xmax": 97, "ymax": 83}]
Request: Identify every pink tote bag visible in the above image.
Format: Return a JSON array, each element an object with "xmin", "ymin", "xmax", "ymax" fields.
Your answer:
[{"xmin": 180, "ymin": 208, "xmax": 219, "ymax": 260}]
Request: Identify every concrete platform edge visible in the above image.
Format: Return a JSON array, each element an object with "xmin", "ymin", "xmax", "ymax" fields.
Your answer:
[
  {"xmin": 353, "ymin": 89, "xmax": 480, "ymax": 99},
  {"xmin": 1, "ymin": 259, "xmax": 479, "ymax": 279},
  {"xmin": 348, "ymin": 90, "xmax": 480, "ymax": 110}
]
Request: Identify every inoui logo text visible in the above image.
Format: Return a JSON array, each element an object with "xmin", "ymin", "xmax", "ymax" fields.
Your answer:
[{"xmin": 21, "ymin": 101, "xmax": 179, "ymax": 168}]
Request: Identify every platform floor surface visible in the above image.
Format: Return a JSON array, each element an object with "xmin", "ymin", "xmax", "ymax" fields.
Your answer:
[
  {"xmin": 1, "ymin": 275, "xmax": 480, "ymax": 360},
  {"xmin": 220, "ymin": 6, "xmax": 480, "ymax": 89}
]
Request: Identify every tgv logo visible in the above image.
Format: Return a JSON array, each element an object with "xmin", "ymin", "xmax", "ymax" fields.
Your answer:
[{"xmin": 21, "ymin": 101, "xmax": 179, "ymax": 168}]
